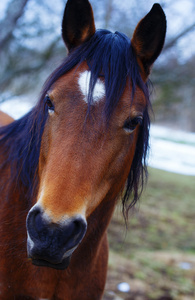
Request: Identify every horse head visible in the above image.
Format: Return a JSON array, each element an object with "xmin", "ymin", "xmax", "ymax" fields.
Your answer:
[{"xmin": 26, "ymin": 0, "xmax": 166, "ymax": 270}]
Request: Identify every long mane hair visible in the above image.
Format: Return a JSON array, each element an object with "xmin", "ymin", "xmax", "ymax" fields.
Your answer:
[{"xmin": 0, "ymin": 30, "xmax": 150, "ymax": 213}]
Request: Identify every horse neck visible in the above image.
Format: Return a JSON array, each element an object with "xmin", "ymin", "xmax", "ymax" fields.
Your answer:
[
  {"xmin": 0, "ymin": 148, "xmax": 38, "ymax": 212},
  {"xmin": 88, "ymin": 196, "xmax": 117, "ymax": 237},
  {"xmin": 72, "ymin": 195, "xmax": 117, "ymax": 267}
]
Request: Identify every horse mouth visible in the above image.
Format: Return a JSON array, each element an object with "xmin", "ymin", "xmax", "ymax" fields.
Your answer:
[{"xmin": 31, "ymin": 256, "xmax": 71, "ymax": 270}]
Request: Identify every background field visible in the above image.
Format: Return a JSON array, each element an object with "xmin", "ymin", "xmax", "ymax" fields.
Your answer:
[
  {"xmin": 103, "ymin": 168, "xmax": 195, "ymax": 300},
  {"xmin": 0, "ymin": 1, "xmax": 195, "ymax": 299}
]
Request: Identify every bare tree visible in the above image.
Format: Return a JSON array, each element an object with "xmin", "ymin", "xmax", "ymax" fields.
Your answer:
[
  {"xmin": 0, "ymin": 0, "xmax": 195, "ymax": 131},
  {"xmin": 0, "ymin": 0, "xmax": 29, "ymax": 49},
  {"xmin": 0, "ymin": 0, "xmax": 64, "ymax": 100},
  {"xmin": 164, "ymin": 22, "xmax": 195, "ymax": 51}
]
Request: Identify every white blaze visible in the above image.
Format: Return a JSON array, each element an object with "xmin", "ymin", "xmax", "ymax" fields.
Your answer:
[{"xmin": 78, "ymin": 71, "xmax": 105, "ymax": 104}]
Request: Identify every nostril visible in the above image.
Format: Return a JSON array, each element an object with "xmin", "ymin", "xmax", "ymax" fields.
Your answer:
[
  {"xmin": 58, "ymin": 217, "xmax": 87, "ymax": 250},
  {"xmin": 74, "ymin": 220, "xmax": 81, "ymax": 235},
  {"xmin": 26, "ymin": 206, "xmax": 50, "ymax": 243},
  {"xmin": 70, "ymin": 217, "xmax": 87, "ymax": 244},
  {"xmin": 27, "ymin": 206, "xmax": 41, "ymax": 226},
  {"xmin": 27, "ymin": 207, "xmax": 39, "ymax": 240},
  {"xmin": 73, "ymin": 218, "xmax": 86, "ymax": 239},
  {"xmin": 34, "ymin": 211, "xmax": 46, "ymax": 233}
]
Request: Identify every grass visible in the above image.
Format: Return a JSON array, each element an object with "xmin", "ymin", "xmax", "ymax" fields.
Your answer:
[{"xmin": 104, "ymin": 168, "xmax": 195, "ymax": 300}]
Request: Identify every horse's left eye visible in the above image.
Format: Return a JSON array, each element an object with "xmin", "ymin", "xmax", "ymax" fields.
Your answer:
[
  {"xmin": 45, "ymin": 95, "xmax": 55, "ymax": 113},
  {"xmin": 123, "ymin": 116, "xmax": 143, "ymax": 133}
]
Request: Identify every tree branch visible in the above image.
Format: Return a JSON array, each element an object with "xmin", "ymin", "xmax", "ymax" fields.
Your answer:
[
  {"xmin": 164, "ymin": 22, "xmax": 195, "ymax": 51},
  {"xmin": 0, "ymin": 0, "xmax": 29, "ymax": 49}
]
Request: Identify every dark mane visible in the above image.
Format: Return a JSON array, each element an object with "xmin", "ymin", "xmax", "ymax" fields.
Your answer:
[
  {"xmin": 0, "ymin": 29, "xmax": 150, "ymax": 212},
  {"xmin": 0, "ymin": 105, "xmax": 47, "ymax": 203}
]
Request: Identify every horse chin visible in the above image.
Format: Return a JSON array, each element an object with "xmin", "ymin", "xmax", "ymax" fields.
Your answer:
[{"xmin": 31, "ymin": 256, "xmax": 71, "ymax": 270}]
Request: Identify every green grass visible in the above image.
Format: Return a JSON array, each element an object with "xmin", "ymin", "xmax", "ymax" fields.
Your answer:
[
  {"xmin": 104, "ymin": 168, "xmax": 195, "ymax": 300},
  {"xmin": 109, "ymin": 168, "xmax": 195, "ymax": 253}
]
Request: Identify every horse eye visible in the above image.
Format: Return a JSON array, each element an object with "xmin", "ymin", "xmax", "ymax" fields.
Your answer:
[
  {"xmin": 45, "ymin": 95, "xmax": 55, "ymax": 113},
  {"xmin": 123, "ymin": 116, "xmax": 143, "ymax": 133}
]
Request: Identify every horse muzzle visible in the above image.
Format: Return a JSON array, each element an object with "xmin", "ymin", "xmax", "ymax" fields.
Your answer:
[{"xmin": 26, "ymin": 206, "xmax": 87, "ymax": 270}]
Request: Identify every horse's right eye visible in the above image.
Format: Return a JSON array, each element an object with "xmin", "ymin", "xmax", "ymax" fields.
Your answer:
[{"xmin": 45, "ymin": 95, "xmax": 55, "ymax": 114}]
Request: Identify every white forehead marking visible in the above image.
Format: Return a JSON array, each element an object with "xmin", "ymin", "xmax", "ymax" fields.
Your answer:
[{"xmin": 78, "ymin": 71, "xmax": 105, "ymax": 104}]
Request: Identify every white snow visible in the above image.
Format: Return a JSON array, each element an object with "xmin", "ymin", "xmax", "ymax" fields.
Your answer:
[
  {"xmin": 0, "ymin": 99, "xmax": 195, "ymax": 176},
  {"xmin": 0, "ymin": 96, "xmax": 33, "ymax": 119},
  {"xmin": 149, "ymin": 125, "xmax": 195, "ymax": 176}
]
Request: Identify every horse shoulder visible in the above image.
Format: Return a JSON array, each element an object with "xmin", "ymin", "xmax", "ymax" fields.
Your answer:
[{"xmin": 0, "ymin": 110, "xmax": 14, "ymax": 127}]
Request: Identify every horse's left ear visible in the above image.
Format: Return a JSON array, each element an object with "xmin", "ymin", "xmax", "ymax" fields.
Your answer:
[
  {"xmin": 62, "ymin": 0, "xmax": 95, "ymax": 51},
  {"xmin": 131, "ymin": 4, "xmax": 166, "ymax": 79}
]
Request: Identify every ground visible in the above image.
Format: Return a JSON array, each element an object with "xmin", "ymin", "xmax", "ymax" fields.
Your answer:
[{"xmin": 103, "ymin": 168, "xmax": 195, "ymax": 300}]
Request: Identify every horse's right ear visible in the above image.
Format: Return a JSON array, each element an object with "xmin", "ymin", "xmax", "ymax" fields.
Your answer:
[
  {"xmin": 131, "ymin": 4, "xmax": 166, "ymax": 80},
  {"xmin": 62, "ymin": 0, "xmax": 95, "ymax": 52}
]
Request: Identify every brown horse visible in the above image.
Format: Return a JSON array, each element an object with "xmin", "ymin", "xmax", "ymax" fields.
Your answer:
[{"xmin": 0, "ymin": 0, "xmax": 166, "ymax": 299}]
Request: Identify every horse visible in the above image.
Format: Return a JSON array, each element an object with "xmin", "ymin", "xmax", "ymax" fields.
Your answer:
[{"xmin": 0, "ymin": 0, "xmax": 166, "ymax": 299}]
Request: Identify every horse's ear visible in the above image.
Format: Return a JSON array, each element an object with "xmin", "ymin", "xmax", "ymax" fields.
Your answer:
[
  {"xmin": 131, "ymin": 4, "xmax": 166, "ymax": 79},
  {"xmin": 62, "ymin": 0, "xmax": 95, "ymax": 51}
]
